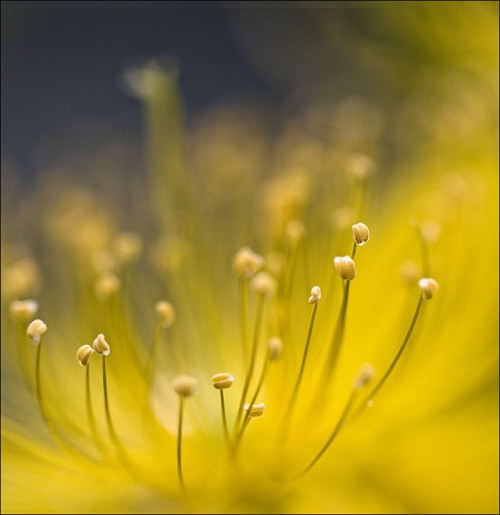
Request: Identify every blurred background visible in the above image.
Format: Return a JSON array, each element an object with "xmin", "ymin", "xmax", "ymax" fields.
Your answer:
[{"xmin": 3, "ymin": 1, "xmax": 497, "ymax": 181}]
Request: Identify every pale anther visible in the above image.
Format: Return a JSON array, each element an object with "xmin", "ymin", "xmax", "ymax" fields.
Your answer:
[
  {"xmin": 173, "ymin": 375, "xmax": 198, "ymax": 397},
  {"xmin": 244, "ymin": 402, "xmax": 265, "ymax": 418},
  {"xmin": 353, "ymin": 363, "xmax": 376, "ymax": 390},
  {"xmin": 250, "ymin": 271, "xmax": 276, "ymax": 299},
  {"xmin": 155, "ymin": 301, "xmax": 176, "ymax": 328},
  {"xmin": 94, "ymin": 272, "xmax": 121, "ymax": 301},
  {"xmin": 334, "ymin": 256, "xmax": 356, "ymax": 281},
  {"xmin": 211, "ymin": 372, "xmax": 234, "ymax": 390},
  {"xmin": 268, "ymin": 337, "xmax": 283, "ymax": 360},
  {"xmin": 93, "ymin": 333, "xmax": 111, "ymax": 356},
  {"xmin": 27, "ymin": 319, "xmax": 47, "ymax": 345},
  {"xmin": 9, "ymin": 299, "xmax": 39, "ymax": 322},
  {"xmin": 76, "ymin": 344, "xmax": 95, "ymax": 366},
  {"xmin": 308, "ymin": 285, "xmax": 322, "ymax": 304},
  {"xmin": 352, "ymin": 222, "xmax": 370, "ymax": 246},
  {"xmin": 419, "ymin": 278, "xmax": 439, "ymax": 300},
  {"xmin": 113, "ymin": 231, "xmax": 143, "ymax": 264},
  {"xmin": 231, "ymin": 246, "xmax": 265, "ymax": 279}
]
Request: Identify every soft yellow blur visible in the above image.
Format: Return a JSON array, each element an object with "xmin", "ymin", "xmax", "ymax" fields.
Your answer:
[{"xmin": 1, "ymin": 3, "xmax": 498, "ymax": 514}]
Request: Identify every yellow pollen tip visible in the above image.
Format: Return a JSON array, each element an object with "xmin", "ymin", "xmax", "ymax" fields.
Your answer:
[
  {"xmin": 418, "ymin": 278, "xmax": 439, "ymax": 300},
  {"xmin": 9, "ymin": 299, "xmax": 39, "ymax": 322},
  {"xmin": 334, "ymin": 256, "xmax": 356, "ymax": 280},
  {"xmin": 250, "ymin": 271, "xmax": 276, "ymax": 299},
  {"xmin": 76, "ymin": 344, "xmax": 95, "ymax": 366},
  {"xmin": 353, "ymin": 363, "xmax": 376, "ymax": 390},
  {"xmin": 211, "ymin": 372, "xmax": 234, "ymax": 389},
  {"xmin": 352, "ymin": 222, "xmax": 370, "ymax": 246},
  {"xmin": 172, "ymin": 375, "xmax": 198, "ymax": 397},
  {"xmin": 307, "ymin": 285, "xmax": 322, "ymax": 304},
  {"xmin": 113, "ymin": 231, "xmax": 143, "ymax": 264},
  {"xmin": 93, "ymin": 333, "xmax": 110, "ymax": 356},
  {"xmin": 231, "ymin": 246, "xmax": 265, "ymax": 279},
  {"xmin": 285, "ymin": 219, "xmax": 306, "ymax": 246},
  {"xmin": 244, "ymin": 402, "xmax": 265, "ymax": 418},
  {"xmin": 155, "ymin": 300, "xmax": 176, "ymax": 328},
  {"xmin": 94, "ymin": 272, "xmax": 122, "ymax": 300},
  {"xmin": 268, "ymin": 337, "xmax": 283, "ymax": 360},
  {"xmin": 26, "ymin": 319, "xmax": 47, "ymax": 345}
]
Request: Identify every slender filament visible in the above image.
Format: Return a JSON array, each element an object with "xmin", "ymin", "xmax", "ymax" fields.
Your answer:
[
  {"xmin": 325, "ymin": 279, "xmax": 351, "ymax": 380},
  {"xmin": 234, "ymin": 295, "xmax": 264, "ymax": 434},
  {"xmin": 220, "ymin": 390, "xmax": 230, "ymax": 446},
  {"xmin": 282, "ymin": 302, "xmax": 319, "ymax": 435},
  {"xmin": 177, "ymin": 396, "xmax": 185, "ymax": 491},
  {"xmin": 296, "ymin": 387, "xmax": 359, "ymax": 479},
  {"xmin": 365, "ymin": 295, "xmax": 424, "ymax": 406},
  {"xmin": 86, "ymin": 363, "xmax": 104, "ymax": 454},
  {"xmin": 102, "ymin": 356, "xmax": 124, "ymax": 456}
]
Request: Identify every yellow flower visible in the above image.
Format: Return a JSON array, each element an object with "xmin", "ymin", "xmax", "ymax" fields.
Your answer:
[{"xmin": 1, "ymin": 7, "xmax": 498, "ymax": 514}]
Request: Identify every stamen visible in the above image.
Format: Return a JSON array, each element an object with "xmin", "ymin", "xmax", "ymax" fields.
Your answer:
[
  {"xmin": 234, "ymin": 337, "xmax": 282, "ymax": 454},
  {"xmin": 94, "ymin": 272, "xmax": 122, "ymax": 302},
  {"xmin": 325, "ymin": 260, "xmax": 355, "ymax": 380},
  {"xmin": 211, "ymin": 372, "xmax": 234, "ymax": 445},
  {"xmin": 27, "ymin": 319, "xmax": 47, "ymax": 346},
  {"xmin": 351, "ymin": 222, "xmax": 370, "ymax": 259},
  {"xmin": 234, "ymin": 272, "xmax": 275, "ymax": 434},
  {"xmin": 236, "ymin": 401, "xmax": 266, "ymax": 447},
  {"xmin": 232, "ymin": 247, "xmax": 265, "ymax": 360},
  {"xmin": 113, "ymin": 231, "xmax": 143, "ymax": 265},
  {"xmin": 93, "ymin": 333, "xmax": 111, "ymax": 356},
  {"xmin": 76, "ymin": 344, "xmax": 94, "ymax": 367},
  {"xmin": 333, "ymin": 256, "xmax": 356, "ymax": 281},
  {"xmin": 411, "ymin": 219, "xmax": 435, "ymax": 277},
  {"xmin": 268, "ymin": 336, "xmax": 283, "ymax": 361},
  {"xmin": 284, "ymin": 219, "xmax": 306, "ymax": 298},
  {"xmin": 144, "ymin": 302, "xmax": 176, "ymax": 389},
  {"xmin": 28, "ymin": 319, "xmax": 50, "ymax": 427},
  {"xmin": 9, "ymin": 299, "xmax": 39, "ymax": 322},
  {"xmin": 231, "ymin": 246, "xmax": 265, "ymax": 280},
  {"xmin": 296, "ymin": 363, "xmax": 375, "ymax": 478},
  {"xmin": 282, "ymin": 287, "xmax": 321, "ymax": 436},
  {"xmin": 10, "ymin": 300, "xmax": 39, "ymax": 393},
  {"xmin": 92, "ymin": 334, "xmax": 124, "ymax": 461},
  {"xmin": 172, "ymin": 375, "xmax": 198, "ymax": 491},
  {"xmin": 418, "ymin": 277, "xmax": 439, "ymax": 300},
  {"xmin": 76, "ymin": 345, "xmax": 104, "ymax": 454},
  {"xmin": 155, "ymin": 300, "xmax": 176, "ymax": 329},
  {"xmin": 307, "ymin": 285, "xmax": 322, "ymax": 305},
  {"xmin": 352, "ymin": 222, "xmax": 370, "ymax": 247},
  {"xmin": 250, "ymin": 271, "xmax": 276, "ymax": 300},
  {"xmin": 244, "ymin": 401, "xmax": 265, "ymax": 418},
  {"xmin": 346, "ymin": 153, "xmax": 376, "ymax": 220},
  {"xmin": 362, "ymin": 278, "xmax": 439, "ymax": 409}
]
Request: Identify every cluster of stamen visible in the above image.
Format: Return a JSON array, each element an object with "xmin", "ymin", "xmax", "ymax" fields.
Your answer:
[{"xmin": 10, "ymin": 212, "xmax": 440, "ymax": 494}]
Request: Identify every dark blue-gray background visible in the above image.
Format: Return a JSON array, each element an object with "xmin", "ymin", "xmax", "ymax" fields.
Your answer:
[
  {"xmin": 1, "ymin": 2, "xmax": 283, "ymax": 175},
  {"xmin": 5, "ymin": 2, "xmax": 478, "ymax": 177}
]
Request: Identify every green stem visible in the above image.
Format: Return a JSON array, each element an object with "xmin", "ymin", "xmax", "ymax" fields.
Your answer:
[
  {"xmin": 239, "ymin": 278, "xmax": 249, "ymax": 361},
  {"xmin": 297, "ymin": 388, "xmax": 359, "ymax": 479},
  {"xmin": 282, "ymin": 303, "xmax": 319, "ymax": 434},
  {"xmin": 102, "ymin": 356, "xmax": 124, "ymax": 456},
  {"xmin": 234, "ymin": 295, "xmax": 264, "ymax": 434},
  {"xmin": 325, "ymin": 279, "xmax": 351, "ymax": 380},
  {"xmin": 35, "ymin": 343, "xmax": 50, "ymax": 428},
  {"xmin": 177, "ymin": 396, "xmax": 185, "ymax": 491},
  {"xmin": 351, "ymin": 241, "xmax": 357, "ymax": 260},
  {"xmin": 86, "ymin": 363, "xmax": 104, "ymax": 454},
  {"xmin": 364, "ymin": 295, "xmax": 424, "ymax": 406},
  {"xmin": 144, "ymin": 322, "xmax": 162, "ymax": 386},
  {"xmin": 233, "ymin": 351, "xmax": 271, "ymax": 454},
  {"xmin": 220, "ymin": 390, "xmax": 230, "ymax": 446}
]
